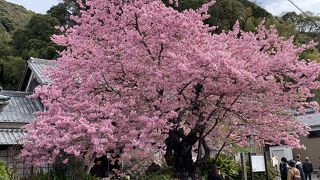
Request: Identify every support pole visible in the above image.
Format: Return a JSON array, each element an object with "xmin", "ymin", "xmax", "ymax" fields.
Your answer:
[
  {"xmin": 248, "ymin": 153, "xmax": 253, "ymax": 180},
  {"xmin": 264, "ymin": 152, "xmax": 269, "ymax": 180},
  {"xmin": 240, "ymin": 152, "xmax": 247, "ymax": 180}
]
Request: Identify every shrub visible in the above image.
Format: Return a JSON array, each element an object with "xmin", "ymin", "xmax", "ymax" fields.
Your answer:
[
  {"xmin": 0, "ymin": 160, "xmax": 9, "ymax": 180},
  {"xmin": 196, "ymin": 154, "xmax": 241, "ymax": 179},
  {"xmin": 246, "ymin": 159, "xmax": 277, "ymax": 180},
  {"xmin": 136, "ymin": 164, "xmax": 173, "ymax": 180},
  {"xmin": 24, "ymin": 155, "xmax": 97, "ymax": 180}
]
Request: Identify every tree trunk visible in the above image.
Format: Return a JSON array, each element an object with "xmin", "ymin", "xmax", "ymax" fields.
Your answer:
[
  {"xmin": 165, "ymin": 124, "xmax": 205, "ymax": 179},
  {"xmin": 85, "ymin": 152, "xmax": 97, "ymax": 175}
]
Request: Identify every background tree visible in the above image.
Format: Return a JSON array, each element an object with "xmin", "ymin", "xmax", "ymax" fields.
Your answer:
[
  {"xmin": 11, "ymin": 14, "xmax": 60, "ymax": 59},
  {"xmin": 47, "ymin": 3, "xmax": 71, "ymax": 26},
  {"xmin": 0, "ymin": 56, "xmax": 25, "ymax": 89},
  {"xmin": 20, "ymin": 0, "xmax": 320, "ymax": 179}
]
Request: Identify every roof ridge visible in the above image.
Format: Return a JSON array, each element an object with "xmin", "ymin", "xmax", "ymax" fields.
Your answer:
[
  {"xmin": 0, "ymin": 91, "xmax": 33, "ymax": 97},
  {"xmin": 29, "ymin": 57, "xmax": 56, "ymax": 65}
]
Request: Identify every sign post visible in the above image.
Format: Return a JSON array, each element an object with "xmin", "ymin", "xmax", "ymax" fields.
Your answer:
[
  {"xmin": 248, "ymin": 153, "xmax": 253, "ymax": 180},
  {"xmin": 264, "ymin": 152, "xmax": 269, "ymax": 180},
  {"xmin": 249, "ymin": 153, "xmax": 268, "ymax": 180},
  {"xmin": 240, "ymin": 152, "xmax": 247, "ymax": 180}
]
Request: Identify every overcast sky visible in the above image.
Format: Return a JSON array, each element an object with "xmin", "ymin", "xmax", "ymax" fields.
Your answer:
[
  {"xmin": 5, "ymin": 0, "xmax": 60, "ymax": 14},
  {"xmin": 4, "ymin": 0, "xmax": 320, "ymax": 15},
  {"xmin": 255, "ymin": 0, "xmax": 320, "ymax": 16}
]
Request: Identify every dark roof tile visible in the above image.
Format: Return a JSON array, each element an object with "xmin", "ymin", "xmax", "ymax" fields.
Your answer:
[{"xmin": 0, "ymin": 91, "xmax": 43, "ymax": 123}]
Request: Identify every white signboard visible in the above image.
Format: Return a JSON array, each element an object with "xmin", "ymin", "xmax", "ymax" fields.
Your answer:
[{"xmin": 251, "ymin": 155, "xmax": 266, "ymax": 172}]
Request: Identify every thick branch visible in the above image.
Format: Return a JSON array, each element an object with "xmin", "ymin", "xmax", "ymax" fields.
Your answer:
[
  {"xmin": 214, "ymin": 130, "xmax": 233, "ymax": 162},
  {"xmin": 202, "ymin": 94, "xmax": 241, "ymax": 139},
  {"xmin": 85, "ymin": 152, "xmax": 97, "ymax": 174},
  {"xmin": 134, "ymin": 13, "xmax": 155, "ymax": 61},
  {"xmin": 158, "ymin": 43, "xmax": 164, "ymax": 65}
]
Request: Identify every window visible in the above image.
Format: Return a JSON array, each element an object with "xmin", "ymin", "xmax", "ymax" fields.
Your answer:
[{"xmin": 308, "ymin": 130, "xmax": 320, "ymax": 138}]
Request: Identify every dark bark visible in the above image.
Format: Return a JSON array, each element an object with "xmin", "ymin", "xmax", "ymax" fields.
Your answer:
[
  {"xmin": 194, "ymin": 136, "xmax": 211, "ymax": 176},
  {"xmin": 196, "ymin": 138, "xmax": 210, "ymax": 164},
  {"xmin": 165, "ymin": 124, "xmax": 205, "ymax": 179}
]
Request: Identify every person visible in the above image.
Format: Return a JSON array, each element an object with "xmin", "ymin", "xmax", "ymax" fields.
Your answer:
[
  {"xmin": 90, "ymin": 156, "xmax": 108, "ymax": 178},
  {"xmin": 287, "ymin": 160, "xmax": 301, "ymax": 180},
  {"xmin": 280, "ymin": 157, "xmax": 288, "ymax": 180},
  {"xmin": 207, "ymin": 164, "xmax": 223, "ymax": 180},
  {"xmin": 296, "ymin": 156, "xmax": 306, "ymax": 180},
  {"xmin": 296, "ymin": 154, "xmax": 301, "ymax": 162},
  {"xmin": 303, "ymin": 157, "xmax": 313, "ymax": 180}
]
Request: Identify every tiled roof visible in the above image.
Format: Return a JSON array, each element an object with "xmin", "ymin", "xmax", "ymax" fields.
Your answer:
[
  {"xmin": 28, "ymin": 57, "xmax": 56, "ymax": 85},
  {"xmin": 0, "ymin": 129, "xmax": 26, "ymax": 145},
  {"xmin": 297, "ymin": 112, "xmax": 320, "ymax": 127},
  {"xmin": 0, "ymin": 91, "xmax": 43, "ymax": 123}
]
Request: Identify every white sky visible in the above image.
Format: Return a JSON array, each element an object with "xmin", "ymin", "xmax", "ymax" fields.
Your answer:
[
  {"xmin": 4, "ymin": 0, "xmax": 320, "ymax": 15},
  {"xmin": 255, "ymin": 0, "xmax": 320, "ymax": 16},
  {"xmin": 5, "ymin": 0, "xmax": 60, "ymax": 14}
]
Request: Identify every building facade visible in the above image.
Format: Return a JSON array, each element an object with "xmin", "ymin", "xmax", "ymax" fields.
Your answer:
[{"xmin": 0, "ymin": 57, "xmax": 55, "ymax": 177}]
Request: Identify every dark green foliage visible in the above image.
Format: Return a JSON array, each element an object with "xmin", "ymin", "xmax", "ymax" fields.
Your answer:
[
  {"xmin": 138, "ymin": 174, "xmax": 171, "ymax": 180},
  {"xmin": 0, "ymin": 16, "xmax": 14, "ymax": 32},
  {"xmin": 47, "ymin": 3, "xmax": 71, "ymax": 25},
  {"xmin": 25, "ymin": 170, "xmax": 97, "ymax": 180},
  {"xmin": 50, "ymin": 155, "xmax": 95, "ymax": 180},
  {"xmin": 0, "ymin": 0, "xmax": 33, "ymax": 36},
  {"xmin": 207, "ymin": 0, "xmax": 248, "ymax": 32},
  {"xmin": 26, "ymin": 14, "xmax": 59, "ymax": 40},
  {"xmin": 136, "ymin": 165, "xmax": 173, "ymax": 180},
  {"xmin": 11, "ymin": 14, "xmax": 60, "ymax": 59},
  {"xmin": 0, "ymin": 160, "xmax": 10, "ymax": 180},
  {"xmin": 0, "ymin": 1, "xmax": 61, "ymax": 90},
  {"xmin": 163, "ymin": 0, "xmax": 274, "ymax": 33},
  {"xmin": 48, "ymin": 0, "xmax": 84, "ymax": 26},
  {"xmin": 237, "ymin": 0, "xmax": 272, "ymax": 18},
  {"xmin": 194, "ymin": 154, "xmax": 240, "ymax": 179},
  {"xmin": 26, "ymin": 155, "xmax": 97, "ymax": 180},
  {"xmin": 0, "ymin": 56, "xmax": 25, "ymax": 90},
  {"xmin": 162, "ymin": 0, "xmax": 207, "ymax": 12},
  {"xmin": 246, "ymin": 160, "xmax": 277, "ymax": 180},
  {"xmin": 214, "ymin": 154, "xmax": 241, "ymax": 179},
  {"xmin": 197, "ymin": 154, "xmax": 241, "ymax": 180}
]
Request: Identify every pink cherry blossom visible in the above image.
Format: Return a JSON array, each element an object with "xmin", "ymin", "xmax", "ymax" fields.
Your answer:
[{"xmin": 20, "ymin": 0, "xmax": 320, "ymax": 173}]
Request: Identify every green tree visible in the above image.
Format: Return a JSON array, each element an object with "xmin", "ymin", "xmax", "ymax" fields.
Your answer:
[
  {"xmin": 47, "ymin": 3, "xmax": 72, "ymax": 25},
  {"xmin": 164, "ymin": 0, "xmax": 273, "ymax": 33},
  {"xmin": 0, "ymin": 56, "xmax": 25, "ymax": 90},
  {"xmin": 11, "ymin": 14, "xmax": 60, "ymax": 59},
  {"xmin": 281, "ymin": 11, "xmax": 320, "ymax": 33}
]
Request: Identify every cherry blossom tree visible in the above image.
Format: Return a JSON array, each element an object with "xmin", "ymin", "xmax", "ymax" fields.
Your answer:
[{"xmin": 20, "ymin": 0, "xmax": 320, "ymax": 178}]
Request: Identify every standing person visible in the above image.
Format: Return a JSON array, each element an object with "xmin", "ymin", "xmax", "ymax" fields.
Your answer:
[
  {"xmin": 287, "ymin": 160, "xmax": 301, "ymax": 180},
  {"xmin": 280, "ymin": 157, "xmax": 288, "ymax": 180},
  {"xmin": 296, "ymin": 154, "xmax": 301, "ymax": 162},
  {"xmin": 303, "ymin": 157, "xmax": 313, "ymax": 180},
  {"xmin": 207, "ymin": 164, "xmax": 223, "ymax": 180},
  {"xmin": 296, "ymin": 156, "xmax": 306, "ymax": 180}
]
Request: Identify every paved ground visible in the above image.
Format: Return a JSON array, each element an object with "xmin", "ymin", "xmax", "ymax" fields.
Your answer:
[{"xmin": 312, "ymin": 172, "xmax": 320, "ymax": 180}]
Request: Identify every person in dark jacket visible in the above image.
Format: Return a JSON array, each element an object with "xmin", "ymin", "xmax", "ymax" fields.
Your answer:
[
  {"xmin": 207, "ymin": 164, "xmax": 223, "ymax": 180},
  {"xmin": 280, "ymin": 157, "xmax": 288, "ymax": 180},
  {"xmin": 296, "ymin": 158, "xmax": 306, "ymax": 180},
  {"xmin": 303, "ymin": 157, "xmax": 313, "ymax": 180}
]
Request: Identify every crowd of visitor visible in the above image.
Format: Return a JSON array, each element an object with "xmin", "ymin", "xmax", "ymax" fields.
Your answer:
[{"xmin": 280, "ymin": 155, "xmax": 315, "ymax": 180}]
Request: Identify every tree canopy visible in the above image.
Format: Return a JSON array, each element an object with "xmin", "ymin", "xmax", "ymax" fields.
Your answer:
[{"xmin": 20, "ymin": 0, "xmax": 320, "ymax": 178}]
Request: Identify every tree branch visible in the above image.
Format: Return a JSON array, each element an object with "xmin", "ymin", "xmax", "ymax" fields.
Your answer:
[
  {"xmin": 134, "ymin": 13, "xmax": 155, "ymax": 61},
  {"xmin": 202, "ymin": 94, "xmax": 241, "ymax": 139}
]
